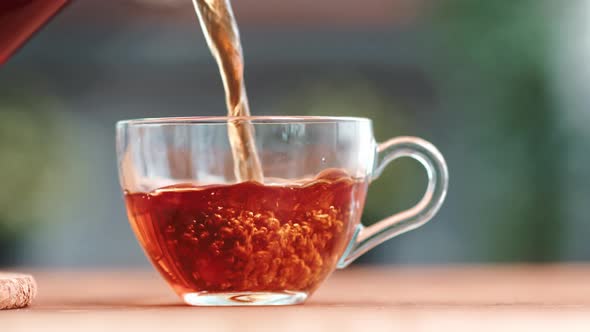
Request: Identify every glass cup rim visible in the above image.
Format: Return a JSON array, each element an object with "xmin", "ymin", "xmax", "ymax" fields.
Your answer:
[{"xmin": 117, "ymin": 116, "xmax": 371, "ymax": 127}]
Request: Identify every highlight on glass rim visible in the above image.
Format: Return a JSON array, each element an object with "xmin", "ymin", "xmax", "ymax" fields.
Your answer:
[{"xmin": 1, "ymin": 0, "xmax": 589, "ymax": 329}]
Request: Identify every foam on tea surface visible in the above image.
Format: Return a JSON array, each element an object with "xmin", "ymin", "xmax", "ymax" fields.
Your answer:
[{"xmin": 124, "ymin": 169, "xmax": 367, "ymax": 296}]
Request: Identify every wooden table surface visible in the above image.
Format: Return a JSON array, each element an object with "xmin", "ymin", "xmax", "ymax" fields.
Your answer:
[{"xmin": 3, "ymin": 265, "xmax": 590, "ymax": 331}]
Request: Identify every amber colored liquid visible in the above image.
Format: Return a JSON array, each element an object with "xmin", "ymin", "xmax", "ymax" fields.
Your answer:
[
  {"xmin": 192, "ymin": 0, "xmax": 263, "ymax": 182},
  {"xmin": 0, "ymin": 0, "xmax": 68, "ymax": 64},
  {"xmin": 124, "ymin": 169, "xmax": 367, "ymax": 296}
]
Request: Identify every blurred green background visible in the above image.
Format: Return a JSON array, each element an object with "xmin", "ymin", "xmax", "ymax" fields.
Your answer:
[{"xmin": 1, "ymin": 0, "xmax": 588, "ymax": 267}]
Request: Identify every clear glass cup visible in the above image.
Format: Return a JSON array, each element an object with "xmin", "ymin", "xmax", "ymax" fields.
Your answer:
[{"xmin": 116, "ymin": 116, "xmax": 448, "ymax": 306}]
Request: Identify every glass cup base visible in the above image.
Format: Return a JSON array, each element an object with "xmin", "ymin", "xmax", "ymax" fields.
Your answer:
[{"xmin": 182, "ymin": 291, "xmax": 308, "ymax": 306}]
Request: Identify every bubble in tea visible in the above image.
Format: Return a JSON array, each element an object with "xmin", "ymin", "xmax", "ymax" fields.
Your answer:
[{"xmin": 124, "ymin": 169, "xmax": 368, "ymax": 295}]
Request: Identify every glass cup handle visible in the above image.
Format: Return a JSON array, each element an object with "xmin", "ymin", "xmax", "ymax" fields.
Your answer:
[{"xmin": 337, "ymin": 136, "xmax": 449, "ymax": 268}]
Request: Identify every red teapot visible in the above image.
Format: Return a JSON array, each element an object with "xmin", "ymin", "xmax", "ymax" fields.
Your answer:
[{"xmin": 0, "ymin": 0, "xmax": 68, "ymax": 64}]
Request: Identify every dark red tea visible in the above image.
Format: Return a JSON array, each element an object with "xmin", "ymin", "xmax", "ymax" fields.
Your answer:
[
  {"xmin": 124, "ymin": 169, "xmax": 367, "ymax": 296},
  {"xmin": 0, "ymin": 0, "xmax": 68, "ymax": 64}
]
